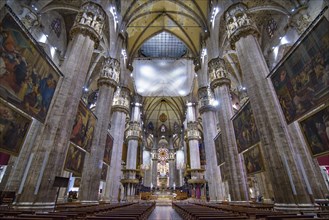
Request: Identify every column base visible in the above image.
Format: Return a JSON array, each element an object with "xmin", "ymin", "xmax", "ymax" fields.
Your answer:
[
  {"xmin": 80, "ymin": 200, "xmax": 99, "ymax": 205},
  {"xmin": 274, "ymin": 203, "xmax": 319, "ymax": 212},
  {"xmin": 13, "ymin": 202, "xmax": 55, "ymax": 211},
  {"xmin": 229, "ymin": 201, "xmax": 250, "ymax": 205}
]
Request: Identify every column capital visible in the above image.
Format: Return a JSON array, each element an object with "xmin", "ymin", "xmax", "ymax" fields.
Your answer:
[
  {"xmin": 208, "ymin": 57, "xmax": 231, "ymax": 89},
  {"xmin": 125, "ymin": 121, "xmax": 141, "ymax": 141},
  {"xmin": 97, "ymin": 57, "xmax": 120, "ymax": 87},
  {"xmin": 70, "ymin": 1, "xmax": 106, "ymax": 48},
  {"xmin": 186, "ymin": 121, "xmax": 200, "ymax": 141},
  {"xmin": 224, "ymin": 3, "xmax": 259, "ymax": 49},
  {"xmin": 112, "ymin": 87, "xmax": 131, "ymax": 115},
  {"xmin": 198, "ymin": 86, "xmax": 216, "ymax": 114}
]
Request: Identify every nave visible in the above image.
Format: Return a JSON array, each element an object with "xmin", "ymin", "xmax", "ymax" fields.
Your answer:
[
  {"xmin": 1, "ymin": 0, "xmax": 329, "ymax": 216},
  {"xmin": 0, "ymin": 201, "xmax": 329, "ymax": 219}
]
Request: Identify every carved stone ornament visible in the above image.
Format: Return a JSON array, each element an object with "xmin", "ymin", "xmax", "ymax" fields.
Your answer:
[
  {"xmin": 126, "ymin": 121, "xmax": 141, "ymax": 140},
  {"xmin": 70, "ymin": 1, "xmax": 106, "ymax": 48},
  {"xmin": 112, "ymin": 87, "xmax": 131, "ymax": 115},
  {"xmin": 198, "ymin": 86, "xmax": 216, "ymax": 114},
  {"xmin": 19, "ymin": 7, "xmax": 39, "ymax": 29},
  {"xmin": 209, "ymin": 57, "xmax": 231, "ymax": 90},
  {"xmin": 208, "ymin": 57, "xmax": 229, "ymax": 85},
  {"xmin": 224, "ymin": 3, "xmax": 259, "ymax": 49},
  {"xmin": 186, "ymin": 121, "xmax": 200, "ymax": 140},
  {"xmin": 97, "ymin": 57, "xmax": 120, "ymax": 89}
]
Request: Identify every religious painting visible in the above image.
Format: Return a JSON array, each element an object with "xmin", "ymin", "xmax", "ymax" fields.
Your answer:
[
  {"xmin": 64, "ymin": 143, "xmax": 86, "ymax": 176},
  {"xmin": 271, "ymin": 17, "xmax": 329, "ymax": 124},
  {"xmin": 0, "ymin": 100, "xmax": 31, "ymax": 156},
  {"xmin": 73, "ymin": 178, "xmax": 81, "ymax": 187},
  {"xmin": 70, "ymin": 101, "xmax": 96, "ymax": 152},
  {"xmin": 0, "ymin": 9, "xmax": 60, "ymax": 122},
  {"xmin": 299, "ymin": 105, "xmax": 329, "ymax": 157},
  {"xmin": 103, "ymin": 134, "xmax": 113, "ymax": 165},
  {"xmin": 219, "ymin": 163, "xmax": 226, "ymax": 181},
  {"xmin": 100, "ymin": 163, "xmax": 108, "ymax": 181},
  {"xmin": 214, "ymin": 133, "xmax": 225, "ymax": 166},
  {"xmin": 232, "ymin": 101, "xmax": 260, "ymax": 153},
  {"xmin": 243, "ymin": 144, "xmax": 265, "ymax": 175}
]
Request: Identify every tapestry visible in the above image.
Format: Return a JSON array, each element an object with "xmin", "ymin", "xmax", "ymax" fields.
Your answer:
[
  {"xmin": 70, "ymin": 101, "xmax": 96, "ymax": 152},
  {"xmin": 300, "ymin": 105, "xmax": 329, "ymax": 157},
  {"xmin": 100, "ymin": 163, "xmax": 108, "ymax": 181},
  {"xmin": 232, "ymin": 101, "xmax": 260, "ymax": 153},
  {"xmin": 0, "ymin": 100, "xmax": 31, "ymax": 156},
  {"xmin": 271, "ymin": 17, "xmax": 329, "ymax": 124},
  {"xmin": 243, "ymin": 144, "xmax": 265, "ymax": 175},
  {"xmin": 214, "ymin": 133, "xmax": 225, "ymax": 166},
  {"xmin": 0, "ymin": 10, "xmax": 60, "ymax": 122},
  {"xmin": 103, "ymin": 134, "xmax": 113, "ymax": 165},
  {"xmin": 64, "ymin": 143, "xmax": 86, "ymax": 176}
]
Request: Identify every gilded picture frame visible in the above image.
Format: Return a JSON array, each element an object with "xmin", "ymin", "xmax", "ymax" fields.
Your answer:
[
  {"xmin": 243, "ymin": 144, "xmax": 265, "ymax": 175},
  {"xmin": 299, "ymin": 104, "xmax": 329, "ymax": 157},
  {"xmin": 0, "ymin": 6, "xmax": 61, "ymax": 122},
  {"xmin": 271, "ymin": 17, "xmax": 329, "ymax": 124}
]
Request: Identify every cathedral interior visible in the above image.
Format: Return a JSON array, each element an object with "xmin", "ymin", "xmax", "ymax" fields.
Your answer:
[{"xmin": 0, "ymin": 0, "xmax": 329, "ymax": 218}]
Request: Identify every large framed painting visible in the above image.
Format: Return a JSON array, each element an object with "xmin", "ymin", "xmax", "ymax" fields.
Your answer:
[
  {"xmin": 64, "ymin": 143, "xmax": 86, "ymax": 176},
  {"xmin": 214, "ymin": 133, "xmax": 225, "ymax": 166},
  {"xmin": 70, "ymin": 101, "xmax": 96, "ymax": 152},
  {"xmin": 73, "ymin": 178, "xmax": 81, "ymax": 187},
  {"xmin": 0, "ymin": 99, "xmax": 32, "ymax": 156},
  {"xmin": 243, "ymin": 144, "xmax": 265, "ymax": 175},
  {"xmin": 219, "ymin": 163, "xmax": 226, "ymax": 181},
  {"xmin": 232, "ymin": 101, "xmax": 260, "ymax": 153},
  {"xmin": 0, "ymin": 7, "xmax": 61, "ymax": 122},
  {"xmin": 299, "ymin": 105, "xmax": 329, "ymax": 157},
  {"xmin": 103, "ymin": 134, "xmax": 113, "ymax": 165},
  {"xmin": 271, "ymin": 17, "xmax": 329, "ymax": 124},
  {"xmin": 100, "ymin": 163, "xmax": 108, "ymax": 181}
]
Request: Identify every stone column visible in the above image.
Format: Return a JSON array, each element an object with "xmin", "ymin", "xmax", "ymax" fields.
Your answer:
[
  {"xmin": 168, "ymin": 137, "xmax": 175, "ymax": 188},
  {"xmin": 15, "ymin": 1, "xmax": 106, "ymax": 208},
  {"xmin": 209, "ymin": 57, "xmax": 248, "ymax": 201},
  {"xmin": 225, "ymin": 3, "xmax": 313, "ymax": 210},
  {"xmin": 151, "ymin": 150, "xmax": 158, "ymax": 189},
  {"xmin": 197, "ymin": 86, "xmax": 224, "ymax": 201},
  {"xmin": 186, "ymin": 103, "xmax": 201, "ymax": 171},
  {"xmin": 104, "ymin": 87, "xmax": 130, "ymax": 202},
  {"xmin": 79, "ymin": 57, "xmax": 119, "ymax": 203},
  {"xmin": 186, "ymin": 103, "xmax": 206, "ymax": 199},
  {"xmin": 122, "ymin": 99, "xmax": 142, "ymax": 199},
  {"xmin": 168, "ymin": 149, "xmax": 175, "ymax": 188},
  {"xmin": 151, "ymin": 136, "xmax": 158, "ymax": 189}
]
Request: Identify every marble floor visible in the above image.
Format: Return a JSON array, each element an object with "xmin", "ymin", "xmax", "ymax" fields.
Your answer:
[{"xmin": 148, "ymin": 206, "xmax": 183, "ymax": 220}]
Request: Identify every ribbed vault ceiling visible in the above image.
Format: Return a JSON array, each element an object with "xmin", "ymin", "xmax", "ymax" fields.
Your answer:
[{"xmin": 122, "ymin": 0, "xmax": 208, "ymax": 59}]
